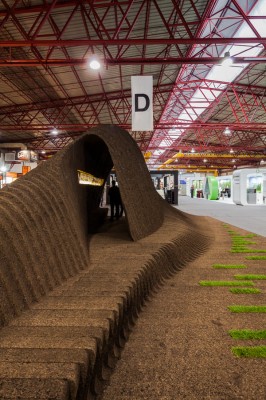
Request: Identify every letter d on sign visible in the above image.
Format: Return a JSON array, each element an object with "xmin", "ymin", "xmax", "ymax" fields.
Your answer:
[{"xmin": 131, "ymin": 76, "xmax": 153, "ymax": 131}]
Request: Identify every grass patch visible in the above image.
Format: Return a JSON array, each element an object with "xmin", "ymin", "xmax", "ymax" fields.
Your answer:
[
  {"xmin": 232, "ymin": 346, "xmax": 266, "ymax": 358},
  {"xmin": 199, "ymin": 281, "xmax": 254, "ymax": 287},
  {"xmin": 231, "ymin": 244, "xmax": 249, "ymax": 247},
  {"xmin": 230, "ymin": 234, "xmax": 257, "ymax": 238},
  {"xmin": 231, "ymin": 249, "xmax": 266, "ymax": 253},
  {"xmin": 234, "ymin": 274, "xmax": 266, "ymax": 280},
  {"xmin": 246, "ymin": 255, "xmax": 266, "ymax": 260},
  {"xmin": 230, "ymin": 288, "xmax": 261, "ymax": 294},
  {"xmin": 232, "ymin": 241, "xmax": 256, "ymax": 245},
  {"xmin": 228, "ymin": 305, "xmax": 266, "ymax": 313},
  {"xmin": 212, "ymin": 264, "xmax": 247, "ymax": 269},
  {"xmin": 243, "ymin": 234, "xmax": 258, "ymax": 238},
  {"xmin": 229, "ymin": 329, "xmax": 266, "ymax": 340}
]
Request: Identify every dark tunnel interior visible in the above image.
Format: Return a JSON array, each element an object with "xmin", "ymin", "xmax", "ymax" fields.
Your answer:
[{"xmin": 82, "ymin": 135, "xmax": 115, "ymax": 233}]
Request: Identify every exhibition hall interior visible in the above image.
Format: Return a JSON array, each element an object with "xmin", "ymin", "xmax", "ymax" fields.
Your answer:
[{"xmin": 0, "ymin": 1, "xmax": 265, "ymax": 399}]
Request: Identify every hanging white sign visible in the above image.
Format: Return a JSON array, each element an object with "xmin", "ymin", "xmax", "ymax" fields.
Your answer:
[{"xmin": 131, "ymin": 76, "xmax": 153, "ymax": 131}]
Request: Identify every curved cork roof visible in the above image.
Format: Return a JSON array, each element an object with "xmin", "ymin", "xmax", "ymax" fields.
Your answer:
[{"xmin": 0, "ymin": 125, "xmax": 165, "ymax": 326}]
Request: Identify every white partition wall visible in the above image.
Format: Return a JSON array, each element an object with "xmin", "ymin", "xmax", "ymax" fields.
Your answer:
[{"xmin": 233, "ymin": 168, "xmax": 266, "ymax": 205}]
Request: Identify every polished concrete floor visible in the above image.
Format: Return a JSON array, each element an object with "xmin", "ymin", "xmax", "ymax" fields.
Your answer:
[{"xmin": 174, "ymin": 195, "xmax": 266, "ymax": 237}]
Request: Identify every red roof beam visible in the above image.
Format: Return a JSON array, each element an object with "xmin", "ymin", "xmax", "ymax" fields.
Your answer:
[
  {"xmin": 1, "ymin": 38, "xmax": 266, "ymax": 47},
  {"xmin": 0, "ymin": 1, "xmax": 133, "ymax": 16},
  {"xmin": 2, "ymin": 57, "xmax": 266, "ymax": 67},
  {"xmin": 1, "ymin": 122, "xmax": 266, "ymax": 131}
]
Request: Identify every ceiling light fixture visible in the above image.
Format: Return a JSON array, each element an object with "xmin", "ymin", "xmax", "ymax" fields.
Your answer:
[
  {"xmin": 51, "ymin": 128, "xmax": 58, "ymax": 135},
  {"xmin": 89, "ymin": 57, "xmax": 101, "ymax": 70},
  {"xmin": 224, "ymin": 126, "xmax": 231, "ymax": 135},
  {"xmin": 222, "ymin": 51, "xmax": 233, "ymax": 67},
  {"xmin": 230, "ymin": 148, "xmax": 234, "ymax": 153},
  {"xmin": 191, "ymin": 148, "xmax": 195, "ymax": 153},
  {"xmin": 203, "ymin": 159, "xmax": 207, "ymax": 163}
]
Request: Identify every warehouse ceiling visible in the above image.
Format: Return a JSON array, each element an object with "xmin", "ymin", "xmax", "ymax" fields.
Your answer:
[{"xmin": 0, "ymin": 0, "xmax": 266, "ymax": 172}]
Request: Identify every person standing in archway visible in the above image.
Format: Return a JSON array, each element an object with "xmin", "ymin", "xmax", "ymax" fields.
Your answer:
[{"xmin": 108, "ymin": 180, "xmax": 121, "ymax": 221}]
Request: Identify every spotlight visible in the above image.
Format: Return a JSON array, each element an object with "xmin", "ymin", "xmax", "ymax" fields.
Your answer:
[
  {"xmin": 89, "ymin": 57, "xmax": 101, "ymax": 70},
  {"xmin": 222, "ymin": 51, "xmax": 233, "ymax": 67},
  {"xmin": 224, "ymin": 127, "xmax": 231, "ymax": 135}
]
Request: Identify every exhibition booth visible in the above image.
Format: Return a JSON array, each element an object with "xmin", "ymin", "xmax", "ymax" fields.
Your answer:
[
  {"xmin": 233, "ymin": 168, "xmax": 266, "ymax": 205},
  {"xmin": 186, "ymin": 177, "xmax": 205, "ymax": 198},
  {"xmin": 183, "ymin": 168, "xmax": 266, "ymax": 206},
  {"xmin": 217, "ymin": 175, "xmax": 233, "ymax": 199}
]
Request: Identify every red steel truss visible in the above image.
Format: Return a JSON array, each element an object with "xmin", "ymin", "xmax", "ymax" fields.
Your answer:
[{"xmin": 0, "ymin": 0, "xmax": 265, "ymax": 169}]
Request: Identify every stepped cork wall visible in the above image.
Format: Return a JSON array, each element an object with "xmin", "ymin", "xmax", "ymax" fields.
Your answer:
[{"xmin": 0, "ymin": 125, "xmax": 212, "ymax": 399}]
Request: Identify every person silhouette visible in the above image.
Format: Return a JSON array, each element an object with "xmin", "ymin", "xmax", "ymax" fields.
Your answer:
[
  {"xmin": 108, "ymin": 180, "xmax": 122, "ymax": 221},
  {"xmin": 190, "ymin": 184, "xmax": 195, "ymax": 198}
]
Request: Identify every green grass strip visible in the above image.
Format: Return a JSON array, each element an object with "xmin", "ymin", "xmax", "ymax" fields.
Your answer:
[
  {"xmin": 231, "ymin": 243, "xmax": 254, "ymax": 246},
  {"xmin": 212, "ymin": 264, "xmax": 247, "ymax": 269},
  {"xmin": 230, "ymin": 288, "xmax": 261, "ymax": 294},
  {"xmin": 228, "ymin": 305, "xmax": 266, "ymax": 313},
  {"xmin": 232, "ymin": 237, "xmax": 255, "ymax": 240},
  {"xmin": 232, "ymin": 241, "xmax": 256, "ymax": 245},
  {"xmin": 232, "ymin": 346, "xmax": 266, "ymax": 358},
  {"xmin": 246, "ymin": 256, "xmax": 266, "ymax": 260},
  {"xmin": 231, "ymin": 234, "xmax": 257, "ymax": 238},
  {"xmin": 229, "ymin": 329, "xmax": 266, "ymax": 340},
  {"xmin": 231, "ymin": 244, "xmax": 249, "ymax": 247},
  {"xmin": 231, "ymin": 249, "xmax": 266, "ymax": 253},
  {"xmin": 231, "ymin": 248, "xmax": 249, "ymax": 251},
  {"xmin": 234, "ymin": 274, "xmax": 266, "ymax": 280},
  {"xmin": 199, "ymin": 281, "xmax": 254, "ymax": 287},
  {"xmin": 243, "ymin": 234, "xmax": 258, "ymax": 238}
]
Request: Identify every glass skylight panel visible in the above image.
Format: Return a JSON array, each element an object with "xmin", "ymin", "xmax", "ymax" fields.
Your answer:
[{"xmin": 150, "ymin": 0, "xmax": 266, "ymax": 164}]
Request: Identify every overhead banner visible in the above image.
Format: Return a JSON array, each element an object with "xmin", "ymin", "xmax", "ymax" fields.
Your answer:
[{"xmin": 131, "ymin": 76, "xmax": 153, "ymax": 131}]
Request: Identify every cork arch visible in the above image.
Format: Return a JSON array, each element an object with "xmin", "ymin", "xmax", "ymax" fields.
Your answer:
[
  {"xmin": 60, "ymin": 124, "xmax": 165, "ymax": 241},
  {"xmin": 0, "ymin": 124, "xmax": 165, "ymax": 327}
]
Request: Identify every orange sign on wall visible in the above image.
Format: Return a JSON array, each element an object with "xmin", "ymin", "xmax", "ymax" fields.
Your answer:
[{"xmin": 22, "ymin": 166, "xmax": 30, "ymax": 175}]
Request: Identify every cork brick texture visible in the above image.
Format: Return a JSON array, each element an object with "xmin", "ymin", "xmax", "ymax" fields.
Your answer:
[{"xmin": 0, "ymin": 125, "xmax": 212, "ymax": 399}]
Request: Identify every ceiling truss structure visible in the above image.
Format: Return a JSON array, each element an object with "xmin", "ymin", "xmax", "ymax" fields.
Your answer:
[{"xmin": 0, "ymin": 0, "xmax": 265, "ymax": 171}]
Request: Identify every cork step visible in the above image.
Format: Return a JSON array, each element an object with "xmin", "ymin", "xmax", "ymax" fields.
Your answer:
[
  {"xmin": 0, "ymin": 378, "xmax": 70, "ymax": 399},
  {"xmin": 0, "ymin": 362, "xmax": 79, "ymax": 400},
  {"xmin": 0, "ymin": 348, "xmax": 90, "ymax": 384}
]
